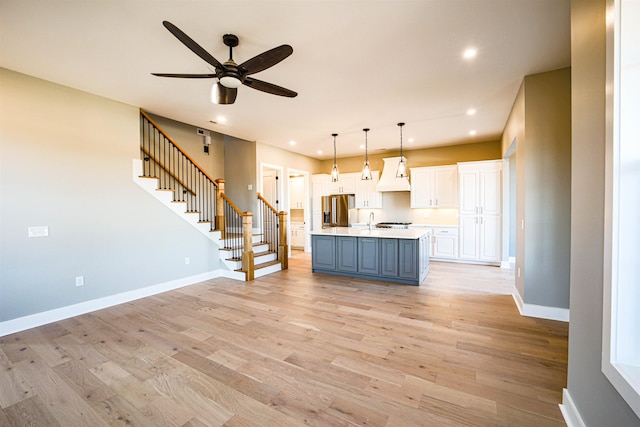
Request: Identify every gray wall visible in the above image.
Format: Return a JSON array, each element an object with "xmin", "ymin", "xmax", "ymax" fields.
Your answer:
[
  {"xmin": 0, "ymin": 68, "xmax": 219, "ymax": 322},
  {"xmin": 567, "ymin": 0, "xmax": 639, "ymax": 424},
  {"xmin": 502, "ymin": 68, "xmax": 572, "ymax": 309},
  {"xmin": 146, "ymin": 113, "xmax": 225, "ymax": 181},
  {"xmin": 523, "ymin": 68, "xmax": 572, "ymax": 308},
  {"xmin": 509, "ymin": 153, "xmax": 517, "ymax": 257},
  {"xmin": 224, "ymin": 135, "xmax": 257, "ymax": 214}
]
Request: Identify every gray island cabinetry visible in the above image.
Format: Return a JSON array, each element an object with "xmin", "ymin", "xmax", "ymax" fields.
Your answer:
[{"xmin": 311, "ymin": 228, "xmax": 430, "ymax": 285}]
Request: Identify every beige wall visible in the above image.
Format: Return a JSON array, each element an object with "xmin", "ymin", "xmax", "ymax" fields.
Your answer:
[
  {"xmin": 256, "ymin": 142, "xmax": 323, "ymax": 174},
  {"xmin": 319, "ymin": 140, "xmax": 502, "ymax": 174}
]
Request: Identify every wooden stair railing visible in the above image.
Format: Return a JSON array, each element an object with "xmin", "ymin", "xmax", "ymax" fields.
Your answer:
[
  {"xmin": 257, "ymin": 193, "xmax": 288, "ymax": 270},
  {"xmin": 140, "ymin": 110, "xmax": 284, "ymax": 281},
  {"xmin": 140, "ymin": 110, "xmax": 221, "ymax": 230},
  {"xmin": 221, "ymin": 193, "xmax": 254, "ymax": 280}
]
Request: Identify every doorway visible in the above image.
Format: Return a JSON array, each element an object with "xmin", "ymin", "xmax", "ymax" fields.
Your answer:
[{"xmin": 288, "ymin": 168, "xmax": 310, "ymax": 253}]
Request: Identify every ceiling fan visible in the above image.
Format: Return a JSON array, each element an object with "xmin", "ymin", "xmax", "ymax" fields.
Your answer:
[{"xmin": 152, "ymin": 21, "xmax": 297, "ymax": 104}]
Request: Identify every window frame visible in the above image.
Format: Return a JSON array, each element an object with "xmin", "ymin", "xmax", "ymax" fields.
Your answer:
[{"xmin": 602, "ymin": 0, "xmax": 640, "ymax": 417}]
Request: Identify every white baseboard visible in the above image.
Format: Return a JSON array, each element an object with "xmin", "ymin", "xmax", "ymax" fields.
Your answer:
[
  {"xmin": 559, "ymin": 388, "xmax": 586, "ymax": 427},
  {"xmin": 0, "ymin": 270, "xmax": 223, "ymax": 337},
  {"xmin": 512, "ymin": 291, "xmax": 570, "ymax": 322}
]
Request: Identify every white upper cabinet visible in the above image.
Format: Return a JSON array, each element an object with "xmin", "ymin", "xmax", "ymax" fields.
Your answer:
[
  {"xmin": 458, "ymin": 161, "xmax": 502, "ymax": 215},
  {"xmin": 457, "ymin": 160, "xmax": 502, "ymax": 263},
  {"xmin": 289, "ymin": 176, "xmax": 304, "ymax": 209},
  {"xmin": 355, "ymin": 171, "xmax": 382, "ymax": 208},
  {"xmin": 410, "ymin": 165, "xmax": 458, "ymax": 208},
  {"xmin": 329, "ymin": 172, "xmax": 358, "ymax": 194}
]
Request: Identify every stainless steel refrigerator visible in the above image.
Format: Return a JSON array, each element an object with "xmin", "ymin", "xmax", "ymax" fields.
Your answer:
[{"xmin": 322, "ymin": 194, "xmax": 356, "ymax": 227}]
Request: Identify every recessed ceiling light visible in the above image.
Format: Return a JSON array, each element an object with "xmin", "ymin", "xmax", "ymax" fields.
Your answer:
[
  {"xmin": 359, "ymin": 144, "xmax": 365, "ymax": 149},
  {"xmin": 469, "ymin": 130, "xmax": 477, "ymax": 136},
  {"xmin": 317, "ymin": 150, "xmax": 323, "ymax": 155},
  {"xmin": 467, "ymin": 108, "xmax": 476, "ymax": 116},
  {"xmin": 408, "ymin": 138, "xmax": 414, "ymax": 143},
  {"xmin": 289, "ymin": 140, "xmax": 296, "ymax": 146},
  {"xmin": 216, "ymin": 116, "xmax": 227, "ymax": 123},
  {"xmin": 463, "ymin": 48, "xmax": 477, "ymax": 59}
]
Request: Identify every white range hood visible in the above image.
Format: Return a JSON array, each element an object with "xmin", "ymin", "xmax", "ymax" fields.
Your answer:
[{"xmin": 376, "ymin": 157, "xmax": 411, "ymax": 192}]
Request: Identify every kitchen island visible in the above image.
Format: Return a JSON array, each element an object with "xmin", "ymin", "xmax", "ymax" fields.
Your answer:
[{"xmin": 310, "ymin": 227, "xmax": 430, "ymax": 285}]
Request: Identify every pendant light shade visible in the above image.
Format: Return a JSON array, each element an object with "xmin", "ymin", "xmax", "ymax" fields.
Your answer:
[
  {"xmin": 396, "ymin": 122, "xmax": 408, "ymax": 178},
  {"xmin": 331, "ymin": 133, "xmax": 339, "ymax": 182},
  {"xmin": 361, "ymin": 128, "xmax": 372, "ymax": 181}
]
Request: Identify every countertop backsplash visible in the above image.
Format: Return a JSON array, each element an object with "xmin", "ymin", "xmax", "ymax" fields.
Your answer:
[
  {"xmin": 355, "ymin": 191, "xmax": 458, "ymax": 226},
  {"xmin": 290, "ymin": 208, "xmax": 304, "ymax": 223}
]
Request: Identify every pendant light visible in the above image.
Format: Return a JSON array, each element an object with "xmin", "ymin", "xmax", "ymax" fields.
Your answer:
[
  {"xmin": 396, "ymin": 122, "xmax": 408, "ymax": 178},
  {"xmin": 331, "ymin": 133, "xmax": 339, "ymax": 182},
  {"xmin": 361, "ymin": 128, "xmax": 372, "ymax": 181}
]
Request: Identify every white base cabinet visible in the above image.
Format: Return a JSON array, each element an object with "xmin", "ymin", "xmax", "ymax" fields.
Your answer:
[
  {"xmin": 431, "ymin": 227, "xmax": 459, "ymax": 259},
  {"xmin": 290, "ymin": 222, "xmax": 306, "ymax": 249}
]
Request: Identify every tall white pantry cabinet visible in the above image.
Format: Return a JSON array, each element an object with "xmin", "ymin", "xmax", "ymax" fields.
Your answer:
[{"xmin": 457, "ymin": 160, "xmax": 502, "ymax": 263}]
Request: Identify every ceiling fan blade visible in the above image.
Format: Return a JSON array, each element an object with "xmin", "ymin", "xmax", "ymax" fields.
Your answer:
[
  {"xmin": 243, "ymin": 77, "xmax": 297, "ymax": 97},
  {"xmin": 239, "ymin": 44, "xmax": 293, "ymax": 76},
  {"xmin": 162, "ymin": 21, "xmax": 224, "ymax": 69},
  {"xmin": 151, "ymin": 73, "xmax": 217, "ymax": 78},
  {"xmin": 212, "ymin": 82, "xmax": 238, "ymax": 105}
]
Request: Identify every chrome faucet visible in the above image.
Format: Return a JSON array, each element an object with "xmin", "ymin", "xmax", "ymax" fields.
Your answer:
[{"xmin": 368, "ymin": 212, "xmax": 375, "ymax": 231}]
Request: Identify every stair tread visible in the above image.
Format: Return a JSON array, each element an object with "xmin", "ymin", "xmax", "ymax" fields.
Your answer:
[
  {"xmin": 235, "ymin": 259, "xmax": 281, "ymax": 272},
  {"xmin": 225, "ymin": 250, "xmax": 276, "ymax": 262},
  {"xmin": 220, "ymin": 242, "xmax": 273, "ymax": 251}
]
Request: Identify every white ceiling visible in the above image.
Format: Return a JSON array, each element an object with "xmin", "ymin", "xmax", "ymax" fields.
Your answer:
[{"xmin": 0, "ymin": 0, "xmax": 570, "ymax": 160}]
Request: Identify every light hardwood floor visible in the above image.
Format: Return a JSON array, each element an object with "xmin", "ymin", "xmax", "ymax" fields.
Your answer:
[{"xmin": 0, "ymin": 253, "xmax": 568, "ymax": 426}]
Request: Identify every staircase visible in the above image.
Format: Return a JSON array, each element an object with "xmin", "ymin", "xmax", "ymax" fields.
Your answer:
[{"xmin": 134, "ymin": 110, "xmax": 287, "ymax": 281}]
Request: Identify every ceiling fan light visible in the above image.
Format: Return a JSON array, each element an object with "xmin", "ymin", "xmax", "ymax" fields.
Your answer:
[
  {"xmin": 219, "ymin": 75, "xmax": 242, "ymax": 88},
  {"xmin": 211, "ymin": 82, "xmax": 237, "ymax": 105}
]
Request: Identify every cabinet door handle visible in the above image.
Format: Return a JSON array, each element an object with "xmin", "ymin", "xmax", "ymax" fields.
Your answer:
[
  {"xmin": 475, "ymin": 207, "xmax": 479, "ymax": 214},
  {"xmin": 435, "ymin": 198, "xmax": 438, "ymax": 205}
]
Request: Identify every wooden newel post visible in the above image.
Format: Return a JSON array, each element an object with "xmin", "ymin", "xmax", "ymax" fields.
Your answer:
[
  {"xmin": 278, "ymin": 211, "xmax": 288, "ymax": 270},
  {"xmin": 242, "ymin": 212, "xmax": 254, "ymax": 281},
  {"xmin": 215, "ymin": 179, "xmax": 225, "ymax": 238}
]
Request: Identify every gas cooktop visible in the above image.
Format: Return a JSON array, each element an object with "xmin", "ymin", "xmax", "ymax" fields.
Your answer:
[{"xmin": 375, "ymin": 222, "xmax": 412, "ymax": 229}]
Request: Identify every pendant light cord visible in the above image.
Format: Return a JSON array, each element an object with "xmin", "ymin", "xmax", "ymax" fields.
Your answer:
[
  {"xmin": 398, "ymin": 122, "xmax": 404, "ymax": 158},
  {"xmin": 364, "ymin": 128, "xmax": 369, "ymax": 162}
]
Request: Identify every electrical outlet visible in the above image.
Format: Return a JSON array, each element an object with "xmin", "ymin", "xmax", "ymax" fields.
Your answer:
[
  {"xmin": 28, "ymin": 226, "xmax": 49, "ymax": 238},
  {"xmin": 185, "ymin": 257, "xmax": 190, "ymax": 265},
  {"xmin": 75, "ymin": 276, "xmax": 84, "ymax": 287}
]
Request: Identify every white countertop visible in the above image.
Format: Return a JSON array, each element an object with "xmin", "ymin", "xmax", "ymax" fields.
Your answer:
[{"xmin": 310, "ymin": 227, "xmax": 429, "ymax": 239}]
